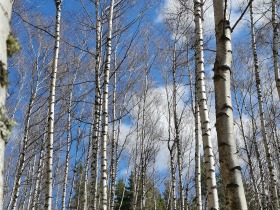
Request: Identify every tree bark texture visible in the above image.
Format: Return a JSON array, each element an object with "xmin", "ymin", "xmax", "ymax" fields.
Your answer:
[
  {"xmin": 100, "ymin": 0, "xmax": 115, "ymax": 209},
  {"xmin": 194, "ymin": 0, "xmax": 219, "ymax": 209},
  {"xmin": 212, "ymin": 0, "xmax": 247, "ymax": 209},
  {"xmin": 89, "ymin": 0, "xmax": 102, "ymax": 209},
  {"xmin": 45, "ymin": 1, "xmax": 62, "ymax": 209},
  {"xmin": 0, "ymin": 0, "xmax": 12, "ymax": 209},
  {"xmin": 272, "ymin": 0, "xmax": 280, "ymax": 98}
]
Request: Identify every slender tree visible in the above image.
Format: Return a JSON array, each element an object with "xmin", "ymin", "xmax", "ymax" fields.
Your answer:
[
  {"xmin": 100, "ymin": 0, "xmax": 115, "ymax": 209},
  {"xmin": 45, "ymin": 1, "xmax": 62, "ymax": 209},
  {"xmin": 193, "ymin": 0, "xmax": 219, "ymax": 208},
  {"xmin": 89, "ymin": 0, "xmax": 102, "ymax": 209},
  {"xmin": 272, "ymin": 0, "xmax": 280, "ymax": 98},
  {"xmin": 249, "ymin": 3, "xmax": 279, "ymax": 208},
  {"xmin": 212, "ymin": 0, "xmax": 247, "ymax": 208}
]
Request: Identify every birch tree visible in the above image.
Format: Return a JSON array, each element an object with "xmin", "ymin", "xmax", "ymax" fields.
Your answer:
[
  {"xmin": 212, "ymin": 0, "xmax": 247, "ymax": 208},
  {"xmin": 45, "ymin": 1, "xmax": 62, "ymax": 209},
  {"xmin": 100, "ymin": 0, "xmax": 115, "ymax": 209},
  {"xmin": 193, "ymin": 0, "xmax": 219, "ymax": 208},
  {"xmin": 0, "ymin": 1, "xmax": 13, "ymax": 209},
  {"xmin": 249, "ymin": 3, "xmax": 279, "ymax": 208},
  {"xmin": 89, "ymin": 0, "xmax": 102, "ymax": 209},
  {"xmin": 272, "ymin": 0, "xmax": 280, "ymax": 98}
]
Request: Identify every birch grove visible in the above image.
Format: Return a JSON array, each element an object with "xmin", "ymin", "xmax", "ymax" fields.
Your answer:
[{"xmin": 2, "ymin": 0, "xmax": 280, "ymax": 209}]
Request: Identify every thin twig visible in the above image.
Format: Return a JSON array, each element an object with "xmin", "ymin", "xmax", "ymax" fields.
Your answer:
[{"xmin": 231, "ymin": 0, "xmax": 254, "ymax": 32}]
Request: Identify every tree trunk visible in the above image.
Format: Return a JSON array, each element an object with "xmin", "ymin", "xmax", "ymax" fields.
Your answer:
[
  {"xmin": 170, "ymin": 148, "xmax": 177, "ymax": 210},
  {"xmin": 89, "ymin": 0, "xmax": 102, "ymax": 209},
  {"xmin": 249, "ymin": 4, "xmax": 279, "ymax": 208},
  {"xmin": 194, "ymin": 1, "xmax": 219, "ymax": 209},
  {"xmin": 272, "ymin": 0, "xmax": 280, "ymax": 98},
  {"xmin": 0, "ymin": 0, "xmax": 12, "ymax": 209},
  {"xmin": 212, "ymin": 0, "xmax": 247, "ymax": 209},
  {"xmin": 100, "ymin": 0, "xmax": 115, "ymax": 209},
  {"xmin": 45, "ymin": 1, "xmax": 62, "ymax": 209}
]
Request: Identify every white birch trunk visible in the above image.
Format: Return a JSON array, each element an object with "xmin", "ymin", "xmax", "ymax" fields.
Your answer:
[
  {"xmin": 0, "ymin": 0, "xmax": 12, "ymax": 209},
  {"xmin": 272, "ymin": 0, "xmax": 280, "ymax": 98},
  {"xmin": 89, "ymin": 0, "xmax": 102, "ymax": 209},
  {"xmin": 249, "ymin": 4, "xmax": 279, "ymax": 208},
  {"xmin": 194, "ymin": 1, "xmax": 219, "ymax": 209},
  {"xmin": 45, "ymin": 1, "xmax": 62, "ymax": 209},
  {"xmin": 212, "ymin": 0, "xmax": 247, "ymax": 209},
  {"xmin": 100, "ymin": 0, "xmax": 115, "ymax": 209}
]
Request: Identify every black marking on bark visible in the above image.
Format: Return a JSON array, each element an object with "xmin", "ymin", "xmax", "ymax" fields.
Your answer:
[
  {"xmin": 218, "ymin": 141, "xmax": 229, "ymax": 147},
  {"xmin": 0, "ymin": 61, "xmax": 9, "ymax": 87},
  {"xmin": 222, "ymin": 104, "xmax": 233, "ymax": 110},
  {"xmin": 216, "ymin": 112, "xmax": 229, "ymax": 118},
  {"xmin": 226, "ymin": 183, "xmax": 239, "ymax": 188},
  {"xmin": 230, "ymin": 166, "xmax": 242, "ymax": 171}
]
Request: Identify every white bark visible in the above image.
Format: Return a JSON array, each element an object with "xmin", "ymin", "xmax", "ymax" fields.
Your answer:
[
  {"xmin": 272, "ymin": 0, "xmax": 280, "ymax": 98},
  {"xmin": 0, "ymin": 0, "xmax": 12, "ymax": 209},
  {"xmin": 212, "ymin": 0, "xmax": 247, "ymax": 209},
  {"xmin": 45, "ymin": 1, "xmax": 62, "ymax": 209},
  {"xmin": 249, "ymin": 4, "xmax": 279, "ymax": 208},
  {"xmin": 89, "ymin": 0, "xmax": 102, "ymax": 209},
  {"xmin": 194, "ymin": 0, "xmax": 219, "ymax": 209},
  {"xmin": 100, "ymin": 0, "xmax": 115, "ymax": 209}
]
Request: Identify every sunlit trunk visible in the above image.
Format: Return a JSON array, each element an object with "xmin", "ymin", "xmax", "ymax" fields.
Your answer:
[{"xmin": 212, "ymin": 0, "xmax": 247, "ymax": 208}]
